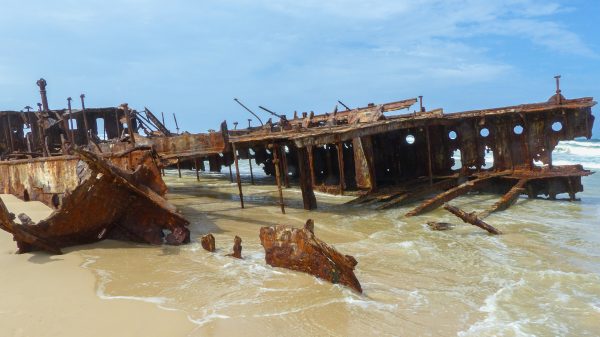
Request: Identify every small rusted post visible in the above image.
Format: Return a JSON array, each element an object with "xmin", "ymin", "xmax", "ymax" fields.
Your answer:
[
  {"xmin": 123, "ymin": 104, "xmax": 135, "ymax": 146},
  {"xmin": 337, "ymin": 142, "xmax": 345, "ymax": 194},
  {"xmin": 419, "ymin": 95, "xmax": 425, "ymax": 112},
  {"xmin": 177, "ymin": 158, "xmax": 182, "ymax": 178},
  {"xmin": 228, "ymin": 164, "xmax": 234, "ymax": 183},
  {"xmin": 272, "ymin": 143, "xmax": 286, "ymax": 214},
  {"xmin": 425, "ymin": 125, "xmax": 433, "ymax": 185},
  {"xmin": 67, "ymin": 97, "xmax": 75, "ymax": 144},
  {"xmin": 80, "ymin": 94, "xmax": 91, "ymax": 145},
  {"xmin": 232, "ymin": 142, "xmax": 244, "ymax": 208},
  {"xmin": 194, "ymin": 158, "xmax": 200, "ymax": 181}
]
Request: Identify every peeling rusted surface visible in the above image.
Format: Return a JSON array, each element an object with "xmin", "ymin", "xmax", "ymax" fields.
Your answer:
[{"xmin": 259, "ymin": 220, "xmax": 362, "ymax": 293}]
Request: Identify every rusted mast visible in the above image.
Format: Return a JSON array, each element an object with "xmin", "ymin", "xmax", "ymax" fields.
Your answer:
[
  {"xmin": 232, "ymin": 142, "xmax": 244, "ymax": 208},
  {"xmin": 67, "ymin": 97, "xmax": 75, "ymax": 144},
  {"xmin": 80, "ymin": 94, "xmax": 91, "ymax": 145},
  {"xmin": 272, "ymin": 143, "xmax": 286, "ymax": 214}
]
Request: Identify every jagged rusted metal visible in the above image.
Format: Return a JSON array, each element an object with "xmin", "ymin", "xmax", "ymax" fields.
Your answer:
[{"xmin": 0, "ymin": 147, "xmax": 189, "ymax": 254}]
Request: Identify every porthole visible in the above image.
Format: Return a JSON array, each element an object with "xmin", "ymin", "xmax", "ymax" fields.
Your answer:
[
  {"xmin": 552, "ymin": 121, "xmax": 563, "ymax": 132},
  {"xmin": 480, "ymin": 128, "xmax": 490, "ymax": 137},
  {"xmin": 448, "ymin": 131, "xmax": 457, "ymax": 140},
  {"xmin": 513, "ymin": 125, "xmax": 524, "ymax": 135},
  {"xmin": 406, "ymin": 134, "xmax": 415, "ymax": 144}
]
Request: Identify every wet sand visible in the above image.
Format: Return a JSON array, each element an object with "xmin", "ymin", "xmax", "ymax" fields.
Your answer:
[{"xmin": 0, "ymin": 194, "xmax": 195, "ymax": 337}]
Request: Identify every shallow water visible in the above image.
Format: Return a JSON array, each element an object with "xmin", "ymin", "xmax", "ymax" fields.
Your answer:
[{"xmin": 81, "ymin": 140, "xmax": 600, "ymax": 336}]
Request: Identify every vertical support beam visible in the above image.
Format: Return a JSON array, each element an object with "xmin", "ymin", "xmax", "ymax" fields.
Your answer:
[
  {"xmin": 566, "ymin": 177, "xmax": 576, "ymax": 201},
  {"xmin": 228, "ymin": 164, "xmax": 234, "ymax": 183},
  {"xmin": 297, "ymin": 146, "xmax": 317, "ymax": 210},
  {"xmin": 352, "ymin": 137, "xmax": 376, "ymax": 191},
  {"xmin": 272, "ymin": 143, "xmax": 286, "ymax": 214},
  {"xmin": 281, "ymin": 145, "xmax": 290, "ymax": 188},
  {"xmin": 425, "ymin": 125, "xmax": 433, "ymax": 186},
  {"xmin": 336, "ymin": 142, "xmax": 345, "ymax": 194},
  {"xmin": 195, "ymin": 158, "xmax": 200, "ymax": 181},
  {"xmin": 546, "ymin": 126, "xmax": 553, "ymax": 170},
  {"xmin": 307, "ymin": 146, "xmax": 316, "ymax": 187},
  {"xmin": 3, "ymin": 118, "xmax": 12, "ymax": 153},
  {"xmin": 248, "ymin": 148, "xmax": 255, "ymax": 185},
  {"xmin": 6, "ymin": 115, "xmax": 14, "ymax": 152},
  {"xmin": 325, "ymin": 145, "xmax": 334, "ymax": 184},
  {"xmin": 472, "ymin": 120, "xmax": 482, "ymax": 172},
  {"xmin": 80, "ymin": 94, "xmax": 91, "ymax": 145},
  {"xmin": 115, "ymin": 108, "xmax": 121, "ymax": 139},
  {"xmin": 521, "ymin": 114, "xmax": 533, "ymax": 169},
  {"xmin": 177, "ymin": 158, "xmax": 182, "ymax": 178},
  {"xmin": 232, "ymin": 143, "xmax": 244, "ymax": 208}
]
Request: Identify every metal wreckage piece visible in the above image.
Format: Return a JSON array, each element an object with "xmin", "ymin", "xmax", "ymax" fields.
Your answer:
[{"xmin": 0, "ymin": 147, "xmax": 190, "ymax": 254}]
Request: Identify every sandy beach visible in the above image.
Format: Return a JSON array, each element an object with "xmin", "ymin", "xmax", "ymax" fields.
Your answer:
[{"xmin": 0, "ymin": 194, "xmax": 195, "ymax": 337}]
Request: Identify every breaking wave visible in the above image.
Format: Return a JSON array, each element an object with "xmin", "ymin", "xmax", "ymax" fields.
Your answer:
[{"xmin": 554, "ymin": 139, "xmax": 600, "ymax": 169}]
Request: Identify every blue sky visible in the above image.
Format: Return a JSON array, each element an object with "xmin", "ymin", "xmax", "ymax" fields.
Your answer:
[{"xmin": 1, "ymin": 0, "xmax": 598, "ymax": 136}]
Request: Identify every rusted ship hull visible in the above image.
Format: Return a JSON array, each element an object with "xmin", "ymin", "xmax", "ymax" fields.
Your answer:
[{"xmin": 0, "ymin": 148, "xmax": 189, "ymax": 254}]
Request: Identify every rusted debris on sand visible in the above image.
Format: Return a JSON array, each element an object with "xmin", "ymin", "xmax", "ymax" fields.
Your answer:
[
  {"xmin": 259, "ymin": 219, "xmax": 362, "ymax": 293},
  {"xmin": 201, "ymin": 233, "xmax": 216, "ymax": 252},
  {"xmin": 226, "ymin": 235, "xmax": 243, "ymax": 259}
]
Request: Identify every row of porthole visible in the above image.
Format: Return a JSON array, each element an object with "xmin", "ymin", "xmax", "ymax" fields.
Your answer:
[
  {"xmin": 403, "ymin": 121, "xmax": 563, "ymax": 144},
  {"xmin": 446, "ymin": 121, "xmax": 563, "ymax": 140}
]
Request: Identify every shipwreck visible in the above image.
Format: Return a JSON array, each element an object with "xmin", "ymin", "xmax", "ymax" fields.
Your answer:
[
  {"xmin": 0, "ymin": 76, "xmax": 596, "ymax": 252},
  {"xmin": 223, "ymin": 77, "xmax": 595, "ymax": 219}
]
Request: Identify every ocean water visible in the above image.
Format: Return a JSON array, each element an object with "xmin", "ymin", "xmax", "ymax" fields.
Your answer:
[{"xmin": 79, "ymin": 139, "xmax": 600, "ymax": 336}]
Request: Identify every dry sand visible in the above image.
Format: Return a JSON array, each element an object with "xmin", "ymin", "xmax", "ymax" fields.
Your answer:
[{"xmin": 0, "ymin": 194, "xmax": 195, "ymax": 337}]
